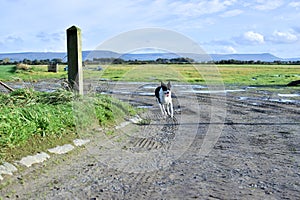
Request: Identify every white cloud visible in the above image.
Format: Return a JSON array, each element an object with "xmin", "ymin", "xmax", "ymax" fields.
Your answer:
[
  {"xmin": 243, "ymin": 31, "xmax": 265, "ymax": 44},
  {"xmin": 253, "ymin": 0, "xmax": 284, "ymax": 10},
  {"xmin": 203, "ymin": 45, "xmax": 237, "ymax": 54},
  {"xmin": 220, "ymin": 9, "xmax": 243, "ymax": 17},
  {"xmin": 5, "ymin": 35, "xmax": 23, "ymax": 43},
  {"xmin": 270, "ymin": 31, "xmax": 298, "ymax": 43},
  {"xmin": 204, "ymin": 39, "xmax": 235, "ymax": 46},
  {"xmin": 288, "ymin": 1, "xmax": 300, "ymax": 8},
  {"xmin": 169, "ymin": 0, "xmax": 237, "ymax": 17},
  {"xmin": 36, "ymin": 32, "xmax": 64, "ymax": 43},
  {"xmin": 223, "ymin": 46, "xmax": 237, "ymax": 53},
  {"xmin": 0, "ymin": 34, "xmax": 25, "ymax": 52}
]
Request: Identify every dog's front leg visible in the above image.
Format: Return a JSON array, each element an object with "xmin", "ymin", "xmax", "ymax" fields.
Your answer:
[{"xmin": 159, "ymin": 104, "xmax": 167, "ymax": 117}]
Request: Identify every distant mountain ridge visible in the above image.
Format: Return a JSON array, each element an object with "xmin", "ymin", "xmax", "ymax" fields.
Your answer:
[{"xmin": 0, "ymin": 51, "xmax": 299, "ymax": 62}]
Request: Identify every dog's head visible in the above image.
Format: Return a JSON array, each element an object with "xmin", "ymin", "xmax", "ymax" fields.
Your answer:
[{"xmin": 161, "ymin": 81, "xmax": 171, "ymax": 97}]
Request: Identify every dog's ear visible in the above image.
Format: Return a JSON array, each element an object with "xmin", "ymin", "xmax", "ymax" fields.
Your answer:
[
  {"xmin": 161, "ymin": 81, "xmax": 166, "ymax": 87},
  {"xmin": 167, "ymin": 81, "xmax": 171, "ymax": 89}
]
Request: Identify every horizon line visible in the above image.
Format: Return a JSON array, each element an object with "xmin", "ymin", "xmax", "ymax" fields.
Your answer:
[{"xmin": 0, "ymin": 50, "xmax": 299, "ymax": 59}]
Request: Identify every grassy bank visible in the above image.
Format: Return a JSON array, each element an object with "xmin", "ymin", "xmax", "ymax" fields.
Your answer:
[{"xmin": 0, "ymin": 88, "xmax": 137, "ymax": 163}]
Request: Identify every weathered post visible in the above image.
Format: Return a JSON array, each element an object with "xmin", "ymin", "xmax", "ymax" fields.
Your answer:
[
  {"xmin": 48, "ymin": 62, "xmax": 58, "ymax": 72},
  {"xmin": 66, "ymin": 25, "xmax": 83, "ymax": 95}
]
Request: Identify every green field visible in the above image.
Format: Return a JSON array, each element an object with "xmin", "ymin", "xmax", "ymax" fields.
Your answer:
[
  {"xmin": 84, "ymin": 64, "xmax": 300, "ymax": 86},
  {"xmin": 0, "ymin": 64, "xmax": 67, "ymax": 82},
  {"xmin": 1, "ymin": 64, "xmax": 299, "ymax": 86}
]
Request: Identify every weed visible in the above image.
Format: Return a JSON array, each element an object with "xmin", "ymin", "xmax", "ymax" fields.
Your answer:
[
  {"xmin": 105, "ymin": 130, "xmax": 115, "ymax": 136},
  {"xmin": 138, "ymin": 118, "xmax": 151, "ymax": 125}
]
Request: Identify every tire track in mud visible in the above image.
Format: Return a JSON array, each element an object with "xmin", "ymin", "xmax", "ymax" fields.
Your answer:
[
  {"xmin": 63, "ymin": 95, "xmax": 185, "ymax": 198},
  {"xmin": 99, "ymin": 108, "xmax": 180, "ymax": 198}
]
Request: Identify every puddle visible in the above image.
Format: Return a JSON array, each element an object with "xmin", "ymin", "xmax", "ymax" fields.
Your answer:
[
  {"xmin": 142, "ymin": 85, "xmax": 157, "ymax": 89},
  {"xmin": 136, "ymin": 105, "xmax": 153, "ymax": 109},
  {"xmin": 238, "ymin": 97, "xmax": 263, "ymax": 106},
  {"xmin": 268, "ymin": 98, "xmax": 298, "ymax": 104},
  {"xmin": 239, "ymin": 97, "xmax": 252, "ymax": 101},
  {"xmin": 137, "ymin": 92, "xmax": 154, "ymax": 96},
  {"xmin": 98, "ymin": 83, "xmax": 245, "ymax": 96},
  {"xmin": 238, "ymin": 96, "xmax": 300, "ymax": 105},
  {"xmin": 101, "ymin": 91, "xmax": 132, "ymax": 95},
  {"xmin": 182, "ymin": 89, "xmax": 245, "ymax": 94},
  {"xmin": 278, "ymin": 94, "xmax": 300, "ymax": 97}
]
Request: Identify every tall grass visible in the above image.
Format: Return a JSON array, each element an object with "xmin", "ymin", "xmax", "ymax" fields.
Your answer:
[{"xmin": 0, "ymin": 88, "xmax": 137, "ymax": 163}]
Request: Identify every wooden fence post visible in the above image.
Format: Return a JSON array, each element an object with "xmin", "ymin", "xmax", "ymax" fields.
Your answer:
[
  {"xmin": 0, "ymin": 81, "xmax": 14, "ymax": 92},
  {"xmin": 66, "ymin": 25, "xmax": 83, "ymax": 95}
]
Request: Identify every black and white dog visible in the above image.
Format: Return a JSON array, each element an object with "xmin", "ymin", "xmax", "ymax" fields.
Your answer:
[{"xmin": 155, "ymin": 81, "xmax": 173, "ymax": 118}]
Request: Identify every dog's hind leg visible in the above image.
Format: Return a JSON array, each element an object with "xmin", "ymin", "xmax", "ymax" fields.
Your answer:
[
  {"xmin": 169, "ymin": 102, "xmax": 174, "ymax": 118},
  {"xmin": 166, "ymin": 102, "xmax": 173, "ymax": 118}
]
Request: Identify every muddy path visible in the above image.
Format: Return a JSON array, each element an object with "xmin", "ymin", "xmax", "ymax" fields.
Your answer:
[{"xmin": 0, "ymin": 82, "xmax": 299, "ymax": 199}]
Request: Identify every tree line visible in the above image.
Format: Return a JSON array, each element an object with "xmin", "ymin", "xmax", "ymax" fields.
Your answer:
[
  {"xmin": 1, "ymin": 57, "xmax": 300, "ymax": 65},
  {"xmin": 0, "ymin": 58, "xmax": 65, "ymax": 65},
  {"xmin": 86, "ymin": 57, "xmax": 300, "ymax": 65}
]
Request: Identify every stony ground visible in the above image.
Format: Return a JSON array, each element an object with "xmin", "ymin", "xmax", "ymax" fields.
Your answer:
[{"xmin": 0, "ymin": 82, "xmax": 299, "ymax": 200}]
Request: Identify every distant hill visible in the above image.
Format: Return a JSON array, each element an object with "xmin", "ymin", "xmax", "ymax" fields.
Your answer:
[
  {"xmin": 210, "ymin": 53, "xmax": 282, "ymax": 62},
  {"xmin": 0, "ymin": 51, "xmax": 299, "ymax": 62},
  {"xmin": 120, "ymin": 52, "xmax": 178, "ymax": 61}
]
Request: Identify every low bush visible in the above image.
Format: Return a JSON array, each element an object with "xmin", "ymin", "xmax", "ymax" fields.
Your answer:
[{"xmin": 15, "ymin": 63, "xmax": 31, "ymax": 72}]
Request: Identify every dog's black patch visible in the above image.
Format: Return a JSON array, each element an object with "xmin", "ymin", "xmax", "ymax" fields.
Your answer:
[
  {"xmin": 155, "ymin": 82, "xmax": 171, "ymax": 103},
  {"xmin": 155, "ymin": 86, "xmax": 163, "ymax": 103}
]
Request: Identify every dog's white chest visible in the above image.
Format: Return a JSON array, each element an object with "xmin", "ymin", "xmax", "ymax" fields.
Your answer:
[
  {"xmin": 159, "ymin": 90, "xmax": 171, "ymax": 104},
  {"xmin": 163, "ymin": 95, "xmax": 172, "ymax": 104}
]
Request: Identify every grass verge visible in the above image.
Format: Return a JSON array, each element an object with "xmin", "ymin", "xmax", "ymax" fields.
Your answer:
[{"xmin": 0, "ymin": 88, "xmax": 137, "ymax": 164}]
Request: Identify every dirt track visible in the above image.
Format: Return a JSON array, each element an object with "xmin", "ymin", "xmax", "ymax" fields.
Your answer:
[{"xmin": 0, "ymin": 82, "xmax": 299, "ymax": 200}]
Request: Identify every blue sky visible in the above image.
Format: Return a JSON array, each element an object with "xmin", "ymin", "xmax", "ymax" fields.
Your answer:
[{"xmin": 0, "ymin": 0, "xmax": 300, "ymax": 58}]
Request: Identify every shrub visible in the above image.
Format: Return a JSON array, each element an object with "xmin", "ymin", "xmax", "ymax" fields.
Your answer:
[{"xmin": 15, "ymin": 63, "xmax": 31, "ymax": 71}]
